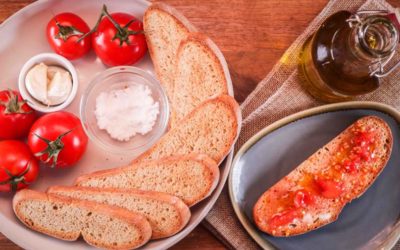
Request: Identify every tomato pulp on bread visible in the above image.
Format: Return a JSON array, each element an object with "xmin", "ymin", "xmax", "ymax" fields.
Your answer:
[{"xmin": 267, "ymin": 121, "xmax": 377, "ymax": 230}]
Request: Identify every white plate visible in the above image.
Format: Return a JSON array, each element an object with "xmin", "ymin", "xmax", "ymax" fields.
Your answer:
[{"xmin": 0, "ymin": 1, "xmax": 234, "ymax": 249}]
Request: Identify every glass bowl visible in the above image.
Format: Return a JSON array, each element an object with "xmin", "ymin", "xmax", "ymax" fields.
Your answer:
[{"xmin": 80, "ymin": 66, "xmax": 169, "ymax": 156}]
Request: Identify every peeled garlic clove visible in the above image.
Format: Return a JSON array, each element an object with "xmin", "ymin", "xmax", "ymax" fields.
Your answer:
[
  {"xmin": 25, "ymin": 63, "xmax": 48, "ymax": 105},
  {"xmin": 46, "ymin": 68, "xmax": 72, "ymax": 106}
]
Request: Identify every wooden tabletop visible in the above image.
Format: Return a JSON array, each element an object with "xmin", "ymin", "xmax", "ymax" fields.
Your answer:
[{"xmin": 1, "ymin": 0, "xmax": 399, "ymax": 249}]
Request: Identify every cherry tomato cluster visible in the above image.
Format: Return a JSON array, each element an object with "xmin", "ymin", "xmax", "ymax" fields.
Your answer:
[
  {"xmin": 0, "ymin": 90, "xmax": 88, "ymax": 192},
  {"xmin": 46, "ymin": 5, "xmax": 147, "ymax": 66}
]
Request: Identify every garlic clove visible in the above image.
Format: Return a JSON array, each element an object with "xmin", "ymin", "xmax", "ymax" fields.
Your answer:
[
  {"xmin": 25, "ymin": 63, "xmax": 48, "ymax": 105},
  {"xmin": 47, "ymin": 69, "xmax": 72, "ymax": 106}
]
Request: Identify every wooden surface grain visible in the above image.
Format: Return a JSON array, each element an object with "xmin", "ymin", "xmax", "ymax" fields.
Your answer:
[{"xmin": 1, "ymin": 0, "xmax": 399, "ymax": 249}]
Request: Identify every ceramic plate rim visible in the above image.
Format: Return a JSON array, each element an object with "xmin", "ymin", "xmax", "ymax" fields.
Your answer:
[
  {"xmin": 0, "ymin": 1, "xmax": 237, "ymax": 249},
  {"xmin": 228, "ymin": 101, "xmax": 400, "ymax": 250}
]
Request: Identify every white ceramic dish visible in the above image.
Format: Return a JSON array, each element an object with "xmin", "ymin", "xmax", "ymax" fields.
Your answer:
[
  {"xmin": 0, "ymin": 1, "xmax": 235, "ymax": 249},
  {"xmin": 18, "ymin": 52, "xmax": 79, "ymax": 113}
]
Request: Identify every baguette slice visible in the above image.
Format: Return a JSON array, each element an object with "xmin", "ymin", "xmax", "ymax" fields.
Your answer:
[
  {"xmin": 75, "ymin": 154, "xmax": 219, "ymax": 207},
  {"xmin": 171, "ymin": 33, "xmax": 232, "ymax": 127},
  {"xmin": 13, "ymin": 189, "xmax": 152, "ymax": 249},
  {"xmin": 144, "ymin": 2, "xmax": 197, "ymax": 99},
  {"xmin": 134, "ymin": 95, "xmax": 241, "ymax": 165},
  {"xmin": 48, "ymin": 186, "xmax": 191, "ymax": 239},
  {"xmin": 253, "ymin": 116, "xmax": 393, "ymax": 237}
]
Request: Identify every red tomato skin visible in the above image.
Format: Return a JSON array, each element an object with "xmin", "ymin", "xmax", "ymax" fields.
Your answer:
[
  {"xmin": 28, "ymin": 112, "xmax": 88, "ymax": 168},
  {"xmin": 0, "ymin": 90, "xmax": 36, "ymax": 140},
  {"xmin": 0, "ymin": 141, "xmax": 39, "ymax": 192},
  {"xmin": 93, "ymin": 13, "xmax": 147, "ymax": 66},
  {"xmin": 46, "ymin": 13, "xmax": 91, "ymax": 60}
]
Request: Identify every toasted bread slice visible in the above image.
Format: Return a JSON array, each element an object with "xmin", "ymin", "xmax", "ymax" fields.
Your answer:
[
  {"xmin": 144, "ymin": 2, "xmax": 197, "ymax": 99},
  {"xmin": 75, "ymin": 154, "xmax": 219, "ymax": 207},
  {"xmin": 253, "ymin": 116, "xmax": 393, "ymax": 237},
  {"xmin": 170, "ymin": 33, "xmax": 232, "ymax": 127},
  {"xmin": 134, "ymin": 95, "xmax": 241, "ymax": 165},
  {"xmin": 13, "ymin": 189, "xmax": 151, "ymax": 249},
  {"xmin": 48, "ymin": 186, "xmax": 191, "ymax": 239}
]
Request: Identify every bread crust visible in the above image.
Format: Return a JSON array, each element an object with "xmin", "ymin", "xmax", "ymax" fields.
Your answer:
[
  {"xmin": 143, "ymin": 2, "xmax": 198, "ymax": 100},
  {"xmin": 253, "ymin": 116, "xmax": 393, "ymax": 237},
  {"xmin": 75, "ymin": 154, "xmax": 220, "ymax": 207},
  {"xmin": 144, "ymin": 2, "xmax": 198, "ymax": 37},
  {"xmin": 47, "ymin": 186, "xmax": 191, "ymax": 239},
  {"xmin": 170, "ymin": 33, "xmax": 232, "ymax": 127},
  {"xmin": 134, "ymin": 95, "xmax": 241, "ymax": 165},
  {"xmin": 179, "ymin": 33, "xmax": 234, "ymax": 96},
  {"xmin": 13, "ymin": 189, "xmax": 152, "ymax": 249}
]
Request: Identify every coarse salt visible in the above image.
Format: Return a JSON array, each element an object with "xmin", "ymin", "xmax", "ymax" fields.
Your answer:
[{"xmin": 95, "ymin": 84, "xmax": 159, "ymax": 141}]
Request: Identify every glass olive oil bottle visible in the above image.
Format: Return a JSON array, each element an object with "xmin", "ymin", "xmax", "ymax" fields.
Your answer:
[{"xmin": 300, "ymin": 10, "xmax": 400, "ymax": 102}]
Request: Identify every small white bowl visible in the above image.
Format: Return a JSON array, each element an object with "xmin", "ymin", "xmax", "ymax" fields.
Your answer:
[{"xmin": 18, "ymin": 53, "xmax": 78, "ymax": 113}]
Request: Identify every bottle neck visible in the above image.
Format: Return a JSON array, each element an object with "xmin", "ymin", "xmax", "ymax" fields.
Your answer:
[{"xmin": 351, "ymin": 15, "xmax": 398, "ymax": 61}]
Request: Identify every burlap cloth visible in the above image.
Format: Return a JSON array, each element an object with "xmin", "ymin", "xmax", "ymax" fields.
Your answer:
[{"xmin": 203, "ymin": 0, "xmax": 400, "ymax": 249}]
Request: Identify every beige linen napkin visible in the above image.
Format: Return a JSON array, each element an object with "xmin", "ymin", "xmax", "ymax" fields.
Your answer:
[{"xmin": 204, "ymin": 0, "xmax": 400, "ymax": 249}]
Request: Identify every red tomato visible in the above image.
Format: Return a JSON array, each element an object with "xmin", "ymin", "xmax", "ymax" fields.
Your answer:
[
  {"xmin": 269, "ymin": 209, "xmax": 303, "ymax": 229},
  {"xmin": 46, "ymin": 13, "xmax": 91, "ymax": 60},
  {"xmin": 0, "ymin": 141, "xmax": 39, "ymax": 192},
  {"xmin": 293, "ymin": 189, "xmax": 315, "ymax": 208},
  {"xmin": 92, "ymin": 12, "xmax": 147, "ymax": 66},
  {"xmin": 314, "ymin": 178, "xmax": 344, "ymax": 199},
  {"xmin": 27, "ymin": 112, "xmax": 88, "ymax": 168},
  {"xmin": 0, "ymin": 90, "xmax": 36, "ymax": 140}
]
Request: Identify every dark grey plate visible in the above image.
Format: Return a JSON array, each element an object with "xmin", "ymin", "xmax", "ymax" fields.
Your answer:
[{"xmin": 229, "ymin": 102, "xmax": 400, "ymax": 250}]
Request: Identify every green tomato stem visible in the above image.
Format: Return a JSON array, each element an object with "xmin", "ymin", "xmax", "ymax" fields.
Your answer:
[{"xmin": 77, "ymin": 4, "xmax": 141, "ymax": 46}]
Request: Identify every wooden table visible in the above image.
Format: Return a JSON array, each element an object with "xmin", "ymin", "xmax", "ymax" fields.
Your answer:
[{"xmin": 1, "ymin": 0, "xmax": 399, "ymax": 249}]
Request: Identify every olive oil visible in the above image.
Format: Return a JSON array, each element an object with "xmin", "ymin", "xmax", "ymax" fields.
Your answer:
[{"xmin": 300, "ymin": 11, "xmax": 399, "ymax": 102}]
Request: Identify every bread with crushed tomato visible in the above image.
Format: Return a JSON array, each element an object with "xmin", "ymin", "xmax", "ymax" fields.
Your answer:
[{"xmin": 253, "ymin": 116, "xmax": 393, "ymax": 237}]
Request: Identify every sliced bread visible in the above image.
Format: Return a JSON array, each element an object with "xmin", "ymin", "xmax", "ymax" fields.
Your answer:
[
  {"xmin": 144, "ymin": 2, "xmax": 197, "ymax": 99},
  {"xmin": 170, "ymin": 33, "xmax": 232, "ymax": 127},
  {"xmin": 253, "ymin": 116, "xmax": 393, "ymax": 236},
  {"xmin": 47, "ymin": 186, "xmax": 191, "ymax": 239},
  {"xmin": 75, "ymin": 154, "xmax": 219, "ymax": 207},
  {"xmin": 134, "ymin": 95, "xmax": 241, "ymax": 165},
  {"xmin": 13, "ymin": 189, "xmax": 152, "ymax": 249}
]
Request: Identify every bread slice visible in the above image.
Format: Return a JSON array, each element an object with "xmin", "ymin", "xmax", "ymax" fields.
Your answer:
[
  {"xmin": 75, "ymin": 154, "xmax": 219, "ymax": 207},
  {"xmin": 13, "ymin": 189, "xmax": 152, "ymax": 249},
  {"xmin": 47, "ymin": 186, "xmax": 191, "ymax": 239},
  {"xmin": 144, "ymin": 2, "xmax": 197, "ymax": 100},
  {"xmin": 253, "ymin": 116, "xmax": 393, "ymax": 237},
  {"xmin": 134, "ymin": 95, "xmax": 241, "ymax": 165},
  {"xmin": 170, "ymin": 33, "xmax": 232, "ymax": 127}
]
